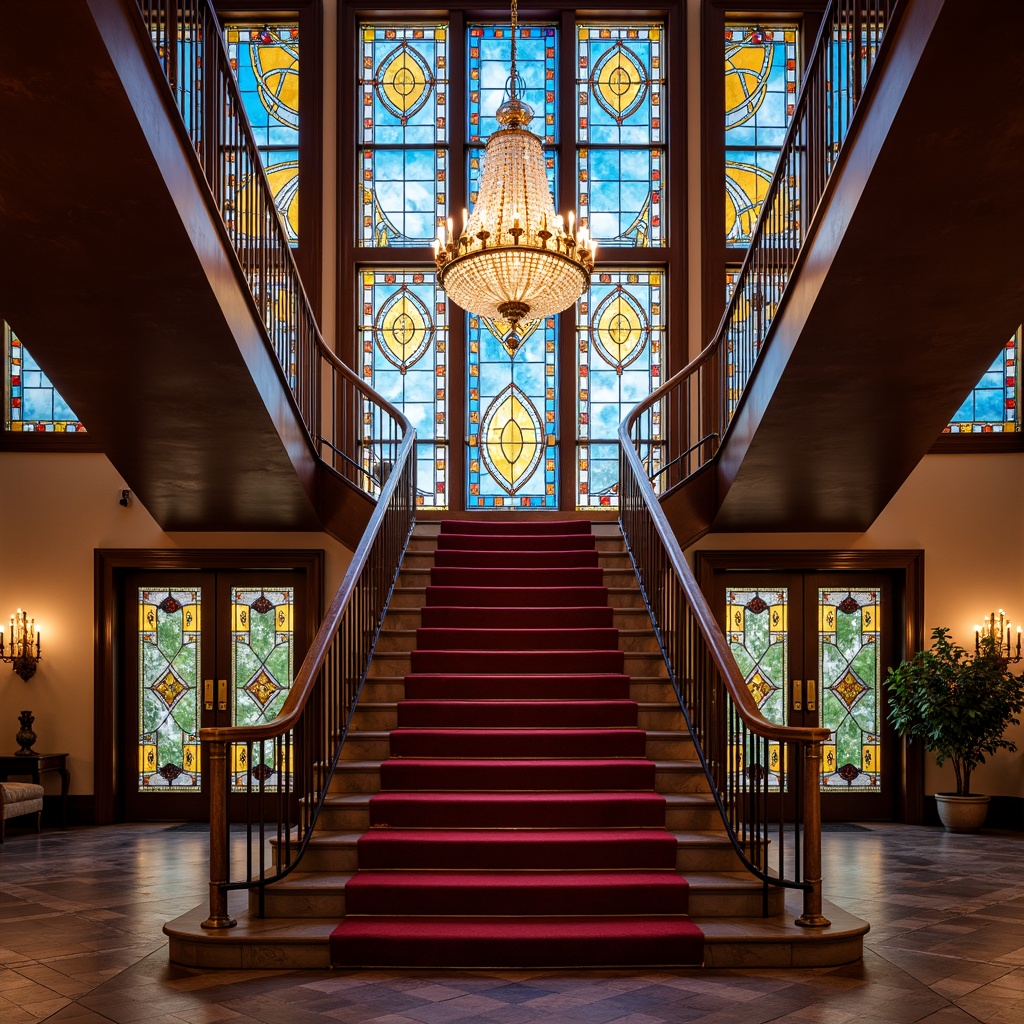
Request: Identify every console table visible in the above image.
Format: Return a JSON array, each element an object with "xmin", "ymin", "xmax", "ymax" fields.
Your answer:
[{"xmin": 0, "ymin": 752, "xmax": 70, "ymax": 828}]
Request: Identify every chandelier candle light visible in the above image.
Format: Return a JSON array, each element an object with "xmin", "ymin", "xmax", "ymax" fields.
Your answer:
[
  {"xmin": 975, "ymin": 609, "xmax": 1022, "ymax": 663},
  {"xmin": 0, "ymin": 609, "xmax": 42, "ymax": 681},
  {"xmin": 435, "ymin": 0, "xmax": 594, "ymax": 337}
]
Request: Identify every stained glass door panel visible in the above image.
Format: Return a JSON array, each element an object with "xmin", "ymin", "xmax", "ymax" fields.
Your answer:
[
  {"xmin": 716, "ymin": 571, "xmax": 895, "ymax": 819},
  {"xmin": 123, "ymin": 571, "xmax": 305, "ymax": 821}
]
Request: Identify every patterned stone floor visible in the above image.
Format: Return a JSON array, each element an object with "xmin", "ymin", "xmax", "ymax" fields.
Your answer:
[{"xmin": 2, "ymin": 822, "xmax": 1024, "ymax": 1024}]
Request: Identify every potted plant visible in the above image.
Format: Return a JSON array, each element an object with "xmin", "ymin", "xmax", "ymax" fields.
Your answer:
[{"xmin": 886, "ymin": 626, "xmax": 1024, "ymax": 832}]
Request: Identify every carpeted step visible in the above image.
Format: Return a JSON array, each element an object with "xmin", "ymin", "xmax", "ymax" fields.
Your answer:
[
  {"xmin": 397, "ymin": 699, "xmax": 638, "ymax": 729},
  {"xmin": 429, "ymin": 566, "xmax": 605, "ymax": 588},
  {"xmin": 388, "ymin": 727, "xmax": 648, "ymax": 759},
  {"xmin": 379, "ymin": 757, "xmax": 657, "ymax": 791},
  {"xmin": 420, "ymin": 605, "xmax": 614, "ymax": 629},
  {"xmin": 344, "ymin": 870, "xmax": 689, "ymax": 917},
  {"xmin": 439, "ymin": 520, "xmax": 592, "ymax": 535},
  {"xmin": 425, "ymin": 585, "xmax": 610, "ymax": 608},
  {"xmin": 356, "ymin": 828, "xmax": 680, "ymax": 870},
  {"xmin": 433, "ymin": 549, "xmax": 599, "ymax": 569},
  {"xmin": 402, "ymin": 673, "xmax": 632, "ymax": 701},
  {"xmin": 367, "ymin": 791, "xmax": 668, "ymax": 829},
  {"xmin": 414, "ymin": 626, "xmax": 619, "ymax": 652},
  {"xmin": 436, "ymin": 532, "xmax": 598, "ymax": 551},
  {"xmin": 330, "ymin": 914, "xmax": 704, "ymax": 968},
  {"xmin": 411, "ymin": 649, "xmax": 624, "ymax": 674}
]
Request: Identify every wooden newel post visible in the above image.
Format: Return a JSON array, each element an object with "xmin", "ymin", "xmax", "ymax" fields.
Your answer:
[
  {"xmin": 201, "ymin": 739, "xmax": 237, "ymax": 930},
  {"xmin": 796, "ymin": 740, "xmax": 830, "ymax": 928}
]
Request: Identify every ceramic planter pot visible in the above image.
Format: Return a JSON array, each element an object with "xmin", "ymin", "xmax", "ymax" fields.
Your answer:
[{"xmin": 935, "ymin": 793, "xmax": 990, "ymax": 833}]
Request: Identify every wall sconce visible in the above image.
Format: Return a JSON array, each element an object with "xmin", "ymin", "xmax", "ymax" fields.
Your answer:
[
  {"xmin": 0, "ymin": 609, "xmax": 42, "ymax": 680},
  {"xmin": 975, "ymin": 609, "xmax": 1022, "ymax": 663}
]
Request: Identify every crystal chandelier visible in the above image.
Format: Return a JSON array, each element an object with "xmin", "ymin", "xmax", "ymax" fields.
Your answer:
[{"xmin": 435, "ymin": 0, "xmax": 595, "ymax": 336}]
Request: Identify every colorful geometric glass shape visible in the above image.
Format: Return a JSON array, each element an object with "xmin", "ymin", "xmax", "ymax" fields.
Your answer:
[
  {"xmin": 231, "ymin": 585, "xmax": 294, "ymax": 793},
  {"xmin": 945, "ymin": 327, "xmax": 1022, "ymax": 433},
  {"xmin": 577, "ymin": 270, "xmax": 663, "ymax": 508},
  {"xmin": 359, "ymin": 24, "xmax": 448, "ymax": 247},
  {"xmin": 4, "ymin": 324, "xmax": 85, "ymax": 433},
  {"xmin": 467, "ymin": 315, "xmax": 557, "ymax": 509},
  {"xmin": 819, "ymin": 588, "xmax": 882, "ymax": 793},
  {"xmin": 361, "ymin": 270, "xmax": 448, "ymax": 509},
  {"xmin": 137, "ymin": 588, "xmax": 201, "ymax": 792}
]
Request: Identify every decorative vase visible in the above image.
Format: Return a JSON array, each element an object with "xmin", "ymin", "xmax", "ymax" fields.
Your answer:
[
  {"xmin": 15, "ymin": 710, "xmax": 37, "ymax": 756},
  {"xmin": 935, "ymin": 793, "xmax": 990, "ymax": 833}
]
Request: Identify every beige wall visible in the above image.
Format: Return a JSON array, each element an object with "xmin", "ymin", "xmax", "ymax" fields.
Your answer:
[{"xmin": 0, "ymin": 452, "xmax": 352, "ymax": 799}]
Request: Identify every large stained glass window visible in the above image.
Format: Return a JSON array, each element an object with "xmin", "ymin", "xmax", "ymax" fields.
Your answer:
[
  {"xmin": 359, "ymin": 25, "xmax": 448, "ymax": 247},
  {"xmin": 469, "ymin": 317, "xmax": 558, "ymax": 508},
  {"xmin": 577, "ymin": 270, "xmax": 663, "ymax": 508},
  {"xmin": 138, "ymin": 588, "xmax": 202, "ymax": 793},
  {"xmin": 945, "ymin": 328, "xmax": 1021, "ymax": 434},
  {"xmin": 230, "ymin": 585, "xmax": 294, "ymax": 794},
  {"xmin": 360, "ymin": 270, "xmax": 448, "ymax": 508},
  {"xmin": 224, "ymin": 23, "xmax": 300, "ymax": 246},
  {"xmin": 819, "ymin": 588, "xmax": 881, "ymax": 792},
  {"xmin": 724, "ymin": 23, "xmax": 798, "ymax": 249},
  {"xmin": 578, "ymin": 24, "xmax": 664, "ymax": 247},
  {"xmin": 4, "ymin": 324, "xmax": 85, "ymax": 433}
]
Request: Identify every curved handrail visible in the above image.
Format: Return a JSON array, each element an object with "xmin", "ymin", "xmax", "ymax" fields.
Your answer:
[
  {"xmin": 131, "ymin": 0, "xmax": 418, "ymax": 927},
  {"xmin": 619, "ymin": 0, "xmax": 902, "ymax": 925}
]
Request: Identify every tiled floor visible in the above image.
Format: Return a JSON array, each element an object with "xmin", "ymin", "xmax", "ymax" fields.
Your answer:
[{"xmin": 2, "ymin": 822, "xmax": 1024, "ymax": 1024}]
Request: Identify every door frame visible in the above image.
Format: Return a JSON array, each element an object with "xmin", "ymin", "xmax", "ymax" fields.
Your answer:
[
  {"xmin": 695, "ymin": 549, "xmax": 925, "ymax": 824},
  {"xmin": 94, "ymin": 548, "xmax": 324, "ymax": 824}
]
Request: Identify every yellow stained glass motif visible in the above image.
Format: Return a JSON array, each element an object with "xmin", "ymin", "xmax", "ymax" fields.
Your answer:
[
  {"xmin": 378, "ymin": 43, "xmax": 432, "ymax": 121},
  {"xmin": 246, "ymin": 670, "xmax": 280, "ymax": 707},
  {"xmin": 725, "ymin": 35, "xmax": 773, "ymax": 130},
  {"xmin": 747, "ymin": 670, "xmax": 772, "ymax": 706},
  {"xmin": 252, "ymin": 32, "xmax": 299, "ymax": 126},
  {"xmin": 725, "ymin": 162, "xmax": 773, "ymax": 245},
  {"xmin": 481, "ymin": 384, "xmax": 544, "ymax": 495},
  {"xmin": 594, "ymin": 43, "xmax": 647, "ymax": 121},
  {"xmin": 834, "ymin": 670, "xmax": 867, "ymax": 710},
  {"xmin": 591, "ymin": 288, "xmax": 647, "ymax": 371},
  {"xmin": 153, "ymin": 672, "xmax": 186, "ymax": 709},
  {"xmin": 483, "ymin": 317, "xmax": 542, "ymax": 360},
  {"xmin": 376, "ymin": 287, "xmax": 433, "ymax": 373}
]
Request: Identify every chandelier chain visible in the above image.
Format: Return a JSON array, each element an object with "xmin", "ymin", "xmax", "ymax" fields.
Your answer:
[{"xmin": 510, "ymin": 0, "xmax": 518, "ymax": 94}]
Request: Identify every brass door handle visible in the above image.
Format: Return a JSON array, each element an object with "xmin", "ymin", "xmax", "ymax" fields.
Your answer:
[
  {"xmin": 204, "ymin": 679, "xmax": 214, "ymax": 711},
  {"xmin": 792, "ymin": 679, "xmax": 803, "ymax": 711},
  {"xmin": 218, "ymin": 679, "xmax": 228, "ymax": 712},
  {"xmin": 807, "ymin": 680, "xmax": 817, "ymax": 712}
]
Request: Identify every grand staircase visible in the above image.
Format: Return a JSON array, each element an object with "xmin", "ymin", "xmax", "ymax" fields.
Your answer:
[{"xmin": 164, "ymin": 520, "xmax": 867, "ymax": 969}]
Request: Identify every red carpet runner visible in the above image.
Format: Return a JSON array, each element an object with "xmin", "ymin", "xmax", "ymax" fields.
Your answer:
[{"xmin": 329, "ymin": 520, "xmax": 704, "ymax": 968}]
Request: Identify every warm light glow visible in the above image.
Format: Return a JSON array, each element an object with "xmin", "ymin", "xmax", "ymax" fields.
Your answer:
[
  {"xmin": 435, "ymin": 1, "xmax": 592, "ymax": 331},
  {"xmin": 0, "ymin": 607, "xmax": 43, "ymax": 680}
]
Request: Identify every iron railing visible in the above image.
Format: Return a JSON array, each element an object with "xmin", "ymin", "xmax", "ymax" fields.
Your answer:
[
  {"xmin": 131, "ymin": 0, "xmax": 416, "ymax": 925},
  {"xmin": 619, "ymin": 0, "xmax": 903, "ymax": 921}
]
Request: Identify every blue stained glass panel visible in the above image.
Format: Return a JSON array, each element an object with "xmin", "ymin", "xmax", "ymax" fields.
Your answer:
[
  {"xmin": 360, "ymin": 270, "xmax": 448, "ymax": 509},
  {"xmin": 4, "ymin": 324, "xmax": 85, "ymax": 433},
  {"xmin": 468, "ymin": 24, "xmax": 557, "ymax": 144},
  {"xmin": 577, "ymin": 271, "xmax": 664, "ymax": 508},
  {"xmin": 580, "ymin": 146, "xmax": 663, "ymax": 247},
  {"xmin": 467, "ymin": 316, "xmax": 558, "ymax": 509},
  {"xmin": 361, "ymin": 148, "xmax": 446, "ymax": 246},
  {"xmin": 946, "ymin": 328, "xmax": 1021, "ymax": 433}
]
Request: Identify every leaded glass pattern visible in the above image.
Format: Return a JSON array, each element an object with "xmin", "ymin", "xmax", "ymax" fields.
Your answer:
[
  {"xmin": 577, "ymin": 24, "xmax": 664, "ymax": 247},
  {"xmin": 4, "ymin": 325, "xmax": 85, "ymax": 433},
  {"xmin": 725, "ymin": 24, "xmax": 798, "ymax": 247},
  {"xmin": 577, "ymin": 270, "xmax": 663, "ymax": 508},
  {"xmin": 468, "ymin": 316, "xmax": 557, "ymax": 508},
  {"xmin": 230, "ymin": 586, "xmax": 294, "ymax": 793},
  {"xmin": 225, "ymin": 23, "xmax": 300, "ymax": 246},
  {"xmin": 727, "ymin": 588, "xmax": 788, "ymax": 791},
  {"xmin": 359, "ymin": 25, "xmax": 448, "ymax": 247},
  {"xmin": 945, "ymin": 328, "xmax": 1022, "ymax": 433},
  {"xmin": 819, "ymin": 588, "xmax": 881, "ymax": 792},
  {"xmin": 138, "ymin": 588, "xmax": 201, "ymax": 792},
  {"xmin": 360, "ymin": 270, "xmax": 448, "ymax": 508}
]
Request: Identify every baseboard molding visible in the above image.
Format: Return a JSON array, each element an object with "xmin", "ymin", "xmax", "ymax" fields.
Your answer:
[{"xmin": 924, "ymin": 794, "xmax": 1024, "ymax": 831}]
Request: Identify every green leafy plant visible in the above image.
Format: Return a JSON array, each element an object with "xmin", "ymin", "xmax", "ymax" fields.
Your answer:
[{"xmin": 886, "ymin": 627, "xmax": 1024, "ymax": 796}]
